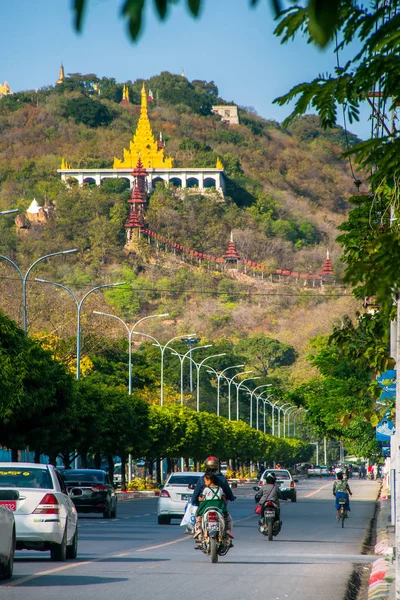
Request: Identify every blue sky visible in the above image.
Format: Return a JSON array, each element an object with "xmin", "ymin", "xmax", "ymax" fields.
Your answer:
[{"xmin": 1, "ymin": 0, "xmax": 370, "ymax": 138}]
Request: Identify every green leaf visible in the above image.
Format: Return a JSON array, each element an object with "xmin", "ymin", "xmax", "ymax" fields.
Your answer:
[
  {"xmin": 308, "ymin": 0, "xmax": 342, "ymax": 48},
  {"xmin": 187, "ymin": 0, "xmax": 201, "ymax": 17},
  {"xmin": 73, "ymin": 0, "xmax": 86, "ymax": 32}
]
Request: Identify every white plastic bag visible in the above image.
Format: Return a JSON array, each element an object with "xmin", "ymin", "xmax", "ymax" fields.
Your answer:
[{"xmin": 180, "ymin": 502, "xmax": 197, "ymax": 528}]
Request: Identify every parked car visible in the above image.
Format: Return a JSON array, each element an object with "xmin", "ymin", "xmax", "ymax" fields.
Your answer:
[
  {"xmin": 0, "ymin": 463, "xmax": 78, "ymax": 561},
  {"xmin": 0, "ymin": 505, "xmax": 15, "ymax": 579},
  {"xmin": 157, "ymin": 472, "xmax": 203, "ymax": 524},
  {"xmin": 63, "ymin": 469, "xmax": 117, "ymax": 519},
  {"xmin": 260, "ymin": 469, "xmax": 298, "ymax": 502}
]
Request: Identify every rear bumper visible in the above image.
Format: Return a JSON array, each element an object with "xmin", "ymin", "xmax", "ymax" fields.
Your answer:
[
  {"xmin": 15, "ymin": 514, "xmax": 66, "ymax": 549},
  {"xmin": 72, "ymin": 497, "xmax": 110, "ymax": 512},
  {"xmin": 158, "ymin": 498, "xmax": 186, "ymax": 517}
]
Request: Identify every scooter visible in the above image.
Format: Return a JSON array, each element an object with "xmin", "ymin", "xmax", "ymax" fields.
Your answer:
[
  {"xmin": 254, "ymin": 486, "xmax": 282, "ymax": 541},
  {"xmin": 195, "ymin": 506, "xmax": 232, "ymax": 563}
]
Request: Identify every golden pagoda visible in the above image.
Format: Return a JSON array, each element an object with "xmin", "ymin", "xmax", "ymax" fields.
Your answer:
[
  {"xmin": 113, "ymin": 84, "xmax": 173, "ymax": 169},
  {"xmin": 56, "ymin": 64, "xmax": 65, "ymax": 85},
  {"xmin": 0, "ymin": 81, "xmax": 12, "ymax": 96},
  {"xmin": 121, "ymin": 84, "xmax": 130, "ymax": 104}
]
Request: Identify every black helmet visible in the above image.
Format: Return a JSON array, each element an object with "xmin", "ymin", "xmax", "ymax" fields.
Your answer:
[{"xmin": 265, "ymin": 473, "xmax": 276, "ymax": 484}]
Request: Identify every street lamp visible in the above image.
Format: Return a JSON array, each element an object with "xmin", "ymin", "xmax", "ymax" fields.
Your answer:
[
  {"xmin": 226, "ymin": 371, "xmax": 253, "ymax": 420},
  {"xmin": 235, "ymin": 376, "xmax": 261, "ymax": 421},
  {"xmin": 206, "ymin": 365, "xmax": 245, "ymax": 416},
  {"xmin": 294, "ymin": 409, "xmax": 307, "ymax": 437},
  {"xmin": 169, "ymin": 345, "xmax": 212, "ymax": 405},
  {"xmin": 35, "ymin": 281, "xmax": 125, "ymax": 379},
  {"xmin": 195, "ymin": 354, "xmax": 226, "ymax": 412},
  {"xmin": 244, "ymin": 384, "xmax": 272, "ymax": 428},
  {"xmin": 93, "ymin": 311, "xmax": 168, "ymax": 394},
  {"xmin": 256, "ymin": 390, "xmax": 274, "ymax": 431},
  {"xmin": 179, "ymin": 337, "xmax": 200, "ymax": 392},
  {"xmin": 277, "ymin": 402, "xmax": 291, "ymax": 437},
  {"xmin": 285, "ymin": 406, "xmax": 298, "ymax": 437},
  {"xmin": 270, "ymin": 397, "xmax": 284, "ymax": 436},
  {"xmin": 282, "ymin": 405, "xmax": 296, "ymax": 438},
  {"xmin": 0, "ymin": 249, "xmax": 77, "ymax": 333},
  {"xmin": 0, "ymin": 209, "xmax": 18, "ymax": 215}
]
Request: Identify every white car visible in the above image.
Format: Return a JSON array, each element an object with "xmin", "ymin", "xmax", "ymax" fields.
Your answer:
[
  {"xmin": 0, "ymin": 506, "xmax": 15, "ymax": 580},
  {"xmin": 158, "ymin": 472, "xmax": 203, "ymax": 524},
  {"xmin": 0, "ymin": 463, "xmax": 78, "ymax": 561}
]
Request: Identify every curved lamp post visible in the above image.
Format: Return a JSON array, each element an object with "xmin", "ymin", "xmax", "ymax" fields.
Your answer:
[
  {"xmin": 243, "ymin": 384, "xmax": 272, "ymax": 428},
  {"xmin": 285, "ymin": 406, "xmax": 298, "ymax": 438},
  {"xmin": 131, "ymin": 331, "xmax": 196, "ymax": 404},
  {"xmin": 93, "ymin": 311, "xmax": 168, "ymax": 394},
  {"xmin": 235, "ymin": 376, "xmax": 261, "ymax": 421},
  {"xmin": 282, "ymin": 405, "xmax": 297, "ymax": 438},
  {"xmin": 34, "ymin": 281, "xmax": 125, "ymax": 380},
  {"xmin": 276, "ymin": 402, "xmax": 292, "ymax": 438},
  {"xmin": 206, "ymin": 364, "xmax": 244, "ymax": 417},
  {"xmin": 1, "ymin": 249, "xmax": 77, "ymax": 333},
  {"xmin": 270, "ymin": 397, "xmax": 284, "ymax": 436},
  {"xmin": 256, "ymin": 390, "xmax": 274, "ymax": 431},
  {"xmin": 226, "ymin": 371, "xmax": 253, "ymax": 421},
  {"xmin": 195, "ymin": 354, "xmax": 226, "ymax": 412},
  {"xmin": 169, "ymin": 345, "xmax": 212, "ymax": 405},
  {"xmin": 294, "ymin": 409, "xmax": 308, "ymax": 437}
]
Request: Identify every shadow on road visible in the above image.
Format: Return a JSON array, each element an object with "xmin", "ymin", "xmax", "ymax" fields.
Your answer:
[{"xmin": 9, "ymin": 576, "xmax": 129, "ymax": 587}]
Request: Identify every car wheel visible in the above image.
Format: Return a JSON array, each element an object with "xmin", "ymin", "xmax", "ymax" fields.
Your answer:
[
  {"xmin": 103, "ymin": 504, "xmax": 112, "ymax": 519},
  {"xmin": 66, "ymin": 526, "xmax": 78, "ymax": 560},
  {"xmin": 0, "ymin": 528, "xmax": 15, "ymax": 580},
  {"xmin": 291, "ymin": 494, "xmax": 297, "ymax": 503},
  {"xmin": 111, "ymin": 502, "xmax": 117, "ymax": 519},
  {"xmin": 50, "ymin": 524, "xmax": 67, "ymax": 561},
  {"xmin": 158, "ymin": 515, "xmax": 171, "ymax": 525}
]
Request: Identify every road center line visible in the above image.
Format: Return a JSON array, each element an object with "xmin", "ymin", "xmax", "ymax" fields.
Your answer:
[{"xmin": 304, "ymin": 482, "xmax": 332, "ymax": 498}]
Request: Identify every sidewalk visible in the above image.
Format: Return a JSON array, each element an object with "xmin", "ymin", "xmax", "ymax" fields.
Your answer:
[{"xmin": 366, "ymin": 478, "xmax": 394, "ymax": 600}]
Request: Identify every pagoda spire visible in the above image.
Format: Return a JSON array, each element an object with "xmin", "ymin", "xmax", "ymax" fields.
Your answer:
[
  {"xmin": 320, "ymin": 249, "xmax": 334, "ymax": 279},
  {"xmin": 121, "ymin": 84, "xmax": 130, "ymax": 104},
  {"xmin": 113, "ymin": 83, "xmax": 173, "ymax": 169},
  {"xmin": 223, "ymin": 232, "xmax": 240, "ymax": 265},
  {"xmin": 56, "ymin": 63, "xmax": 65, "ymax": 85}
]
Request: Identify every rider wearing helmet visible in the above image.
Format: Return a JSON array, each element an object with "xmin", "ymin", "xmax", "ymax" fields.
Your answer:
[
  {"xmin": 191, "ymin": 456, "xmax": 235, "ymax": 541},
  {"xmin": 333, "ymin": 470, "xmax": 352, "ymax": 520},
  {"xmin": 191, "ymin": 457, "xmax": 235, "ymax": 505},
  {"xmin": 257, "ymin": 473, "xmax": 284, "ymax": 517}
]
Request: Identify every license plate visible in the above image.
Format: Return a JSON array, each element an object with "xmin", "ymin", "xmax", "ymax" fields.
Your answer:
[
  {"xmin": 181, "ymin": 494, "xmax": 191, "ymax": 501},
  {"xmin": 206, "ymin": 523, "xmax": 219, "ymax": 531},
  {"xmin": 0, "ymin": 500, "xmax": 16, "ymax": 511},
  {"xmin": 338, "ymin": 500, "xmax": 346, "ymax": 504},
  {"xmin": 265, "ymin": 511, "xmax": 275, "ymax": 517}
]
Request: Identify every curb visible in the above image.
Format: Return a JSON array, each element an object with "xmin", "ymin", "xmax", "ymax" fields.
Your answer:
[
  {"xmin": 117, "ymin": 490, "xmax": 160, "ymax": 500},
  {"xmin": 367, "ymin": 479, "xmax": 394, "ymax": 600}
]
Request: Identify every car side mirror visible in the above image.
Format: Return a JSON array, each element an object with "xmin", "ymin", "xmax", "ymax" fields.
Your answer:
[
  {"xmin": 253, "ymin": 486, "xmax": 260, "ymax": 491},
  {"xmin": 187, "ymin": 483, "xmax": 195, "ymax": 490},
  {"xmin": 230, "ymin": 482, "xmax": 238, "ymax": 489},
  {"xmin": 294, "ymin": 479, "xmax": 298, "ymax": 483},
  {"xmin": 159, "ymin": 484, "xmax": 164, "ymax": 490}
]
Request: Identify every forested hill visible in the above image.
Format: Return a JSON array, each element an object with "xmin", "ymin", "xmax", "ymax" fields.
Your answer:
[{"xmin": 0, "ymin": 71, "xmax": 359, "ymax": 387}]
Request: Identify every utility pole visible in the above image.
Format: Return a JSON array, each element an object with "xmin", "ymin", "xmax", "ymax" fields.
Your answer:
[{"xmin": 324, "ymin": 437, "xmax": 327, "ymax": 466}]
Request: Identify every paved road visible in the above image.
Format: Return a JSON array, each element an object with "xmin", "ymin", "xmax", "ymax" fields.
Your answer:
[{"xmin": 2, "ymin": 478, "xmax": 379, "ymax": 600}]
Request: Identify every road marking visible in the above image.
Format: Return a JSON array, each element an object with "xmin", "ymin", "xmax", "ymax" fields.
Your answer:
[
  {"xmin": 137, "ymin": 536, "xmax": 188, "ymax": 552},
  {"xmin": 303, "ymin": 482, "xmax": 332, "ymax": 498},
  {"xmin": 5, "ymin": 561, "xmax": 93, "ymax": 587}
]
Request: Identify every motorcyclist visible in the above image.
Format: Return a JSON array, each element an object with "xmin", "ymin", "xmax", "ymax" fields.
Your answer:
[
  {"xmin": 333, "ymin": 469, "xmax": 352, "ymax": 520},
  {"xmin": 257, "ymin": 473, "xmax": 284, "ymax": 520},
  {"xmin": 191, "ymin": 456, "xmax": 235, "ymax": 542}
]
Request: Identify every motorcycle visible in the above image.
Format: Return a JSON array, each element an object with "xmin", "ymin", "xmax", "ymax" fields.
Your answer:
[
  {"xmin": 254, "ymin": 486, "xmax": 282, "ymax": 541},
  {"xmin": 196, "ymin": 506, "xmax": 232, "ymax": 563}
]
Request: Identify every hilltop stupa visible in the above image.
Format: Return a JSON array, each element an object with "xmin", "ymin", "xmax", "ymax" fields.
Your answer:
[{"xmin": 113, "ymin": 84, "xmax": 173, "ymax": 169}]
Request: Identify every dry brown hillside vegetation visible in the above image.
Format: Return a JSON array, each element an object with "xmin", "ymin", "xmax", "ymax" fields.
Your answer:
[{"xmin": 0, "ymin": 72, "xmax": 361, "ymax": 385}]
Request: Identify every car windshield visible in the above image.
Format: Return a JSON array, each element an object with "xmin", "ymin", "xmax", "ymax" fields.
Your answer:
[
  {"xmin": 0, "ymin": 467, "xmax": 53, "ymax": 489},
  {"xmin": 167, "ymin": 475, "xmax": 200, "ymax": 486},
  {"xmin": 63, "ymin": 471, "xmax": 105, "ymax": 483},
  {"xmin": 265, "ymin": 470, "xmax": 290, "ymax": 480}
]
